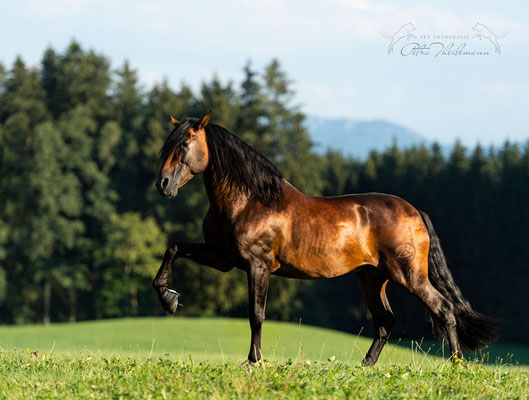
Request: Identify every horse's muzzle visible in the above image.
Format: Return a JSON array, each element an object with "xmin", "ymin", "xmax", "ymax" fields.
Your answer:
[{"xmin": 156, "ymin": 176, "xmax": 179, "ymax": 197}]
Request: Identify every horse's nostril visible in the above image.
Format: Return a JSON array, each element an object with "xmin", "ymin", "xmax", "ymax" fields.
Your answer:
[{"xmin": 161, "ymin": 177, "xmax": 169, "ymax": 190}]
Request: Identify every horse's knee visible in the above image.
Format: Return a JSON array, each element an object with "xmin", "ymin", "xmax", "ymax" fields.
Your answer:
[
  {"xmin": 376, "ymin": 311, "xmax": 395, "ymax": 340},
  {"xmin": 429, "ymin": 293, "xmax": 458, "ymax": 330}
]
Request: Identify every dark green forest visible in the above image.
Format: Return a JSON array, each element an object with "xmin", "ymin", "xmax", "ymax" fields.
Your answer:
[{"xmin": 0, "ymin": 42, "xmax": 528, "ymax": 345}]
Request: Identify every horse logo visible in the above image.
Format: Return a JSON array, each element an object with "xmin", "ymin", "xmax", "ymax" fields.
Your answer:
[
  {"xmin": 472, "ymin": 22, "xmax": 507, "ymax": 54},
  {"xmin": 382, "ymin": 23, "xmax": 417, "ymax": 54}
]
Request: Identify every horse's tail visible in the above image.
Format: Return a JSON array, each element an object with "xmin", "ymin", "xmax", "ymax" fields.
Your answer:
[
  {"xmin": 419, "ymin": 211, "xmax": 499, "ymax": 350},
  {"xmin": 496, "ymin": 31, "xmax": 507, "ymax": 39},
  {"xmin": 381, "ymin": 31, "xmax": 393, "ymax": 39}
]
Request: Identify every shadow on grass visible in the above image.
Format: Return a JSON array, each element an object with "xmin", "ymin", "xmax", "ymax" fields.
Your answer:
[{"xmin": 388, "ymin": 337, "xmax": 529, "ymax": 366}]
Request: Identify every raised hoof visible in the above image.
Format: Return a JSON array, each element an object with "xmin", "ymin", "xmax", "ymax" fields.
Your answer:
[{"xmin": 159, "ymin": 288, "xmax": 180, "ymax": 314}]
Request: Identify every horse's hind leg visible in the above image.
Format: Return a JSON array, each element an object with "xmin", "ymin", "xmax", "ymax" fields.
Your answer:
[
  {"xmin": 353, "ymin": 266, "xmax": 395, "ymax": 366},
  {"xmin": 246, "ymin": 263, "xmax": 270, "ymax": 363},
  {"xmin": 384, "ymin": 256, "xmax": 463, "ymax": 360},
  {"xmin": 411, "ymin": 279, "xmax": 463, "ymax": 360}
]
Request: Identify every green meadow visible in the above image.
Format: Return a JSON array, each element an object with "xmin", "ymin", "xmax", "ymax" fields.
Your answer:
[{"xmin": 0, "ymin": 318, "xmax": 528, "ymax": 399}]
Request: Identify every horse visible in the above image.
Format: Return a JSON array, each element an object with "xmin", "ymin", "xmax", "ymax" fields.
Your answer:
[
  {"xmin": 472, "ymin": 22, "xmax": 507, "ymax": 54},
  {"xmin": 152, "ymin": 112, "xmax": 498, "ymax": 365},
  {"xmin": 381, "ymin": 23, "xmax": 416, "ymax": 54}
]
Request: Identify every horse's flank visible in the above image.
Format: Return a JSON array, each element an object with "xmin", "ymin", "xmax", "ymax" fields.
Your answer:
[{"xmin": 226, "ymin": 180, "xmax": 429, "ymax": 281}]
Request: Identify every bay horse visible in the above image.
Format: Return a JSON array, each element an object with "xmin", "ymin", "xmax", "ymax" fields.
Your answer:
[{"xmin": 152, "ymin": 112, "xmax": 498, "ymax": 365}]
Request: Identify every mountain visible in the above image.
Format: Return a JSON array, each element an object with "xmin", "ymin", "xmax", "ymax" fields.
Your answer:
[{"xmin": 306, "ymin": 117, "xmax": 428, "ymax": 159}]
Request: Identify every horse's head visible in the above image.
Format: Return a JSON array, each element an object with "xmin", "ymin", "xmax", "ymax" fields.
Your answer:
[{"xmin": 156, "ymin": 112, "xmax": 212, "ymax": 197}]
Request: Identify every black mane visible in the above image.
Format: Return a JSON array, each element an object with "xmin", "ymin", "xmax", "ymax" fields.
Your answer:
[{"xmin": 160, "ymin": 118, "xmax": 284, "ymax": 205}]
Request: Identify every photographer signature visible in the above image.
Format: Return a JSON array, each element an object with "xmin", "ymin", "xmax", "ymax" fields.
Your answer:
[
  {"xmin": 383, "ymin": 22, "xmax": 506, "ymax": 56},
  {"xmin": 401, "ymin": 42, "xmax": 490, "ymax": 57}
]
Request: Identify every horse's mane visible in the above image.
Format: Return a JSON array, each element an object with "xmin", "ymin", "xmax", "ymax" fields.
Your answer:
[{"xmin": 160, "ymin": 118, "xmax": 284, "ymax": 205}]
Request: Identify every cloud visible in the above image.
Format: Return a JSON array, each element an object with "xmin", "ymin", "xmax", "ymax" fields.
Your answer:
[
  {"xmin": 20, "ymin": 0, "xmax": 119, "ymax": 17},
  {"xmin": 296, "ymin": 82, "xmax": 335, "ymax": 103},
  {"xmin": 342, "ymin": 87, "xmax": 356, "ymax": 98},
  {"xmin": 334, "ymin": 0, "xmax": 371, "ymax": 10},
  {"xmin": 329, "ymin": 1, "xmax": 528, "ymax": 41},
  {"xmin": 480, "ymin": 81, "xmax": 529, "ymax": 97},
  {"xmin": 15, "ymin": 0, "xmax": 529, "ymax": 53}
]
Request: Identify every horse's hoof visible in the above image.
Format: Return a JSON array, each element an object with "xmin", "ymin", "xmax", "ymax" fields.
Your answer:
[
  {"xmin": 241, "ymin": 359, "xmax": 261, "ymax": 369},
  {"xmin": 159, "ymin": 288, "xmax": 180, "ymax": 314}
]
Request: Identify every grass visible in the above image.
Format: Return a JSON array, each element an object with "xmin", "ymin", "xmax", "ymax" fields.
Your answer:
[{"xmin": 0, "ymin": 317, "xmax": 528, "ymax": 399}]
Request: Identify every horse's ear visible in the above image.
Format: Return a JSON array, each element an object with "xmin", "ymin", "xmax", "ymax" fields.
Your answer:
[
  {"xmin": 170, "ymin": 115, "xmax": 180, "ymax": 125},
  {"xmin": 198, "ymin": 111, "xmax": 212, "ymax": 130}
]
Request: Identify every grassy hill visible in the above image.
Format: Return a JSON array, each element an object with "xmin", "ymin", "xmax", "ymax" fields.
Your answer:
[
  {"xmin": 1, "ymin": 318, "xmax": 528, "ymax": 399},
  {"xmin": 1, "ymin": 317, "xmax": 527, "ymax": 366}
]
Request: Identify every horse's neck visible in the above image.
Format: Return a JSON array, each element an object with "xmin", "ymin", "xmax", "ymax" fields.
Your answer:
[{"xmin": 202, "ymin": 169, "xmax": 249, "ymax": 218}]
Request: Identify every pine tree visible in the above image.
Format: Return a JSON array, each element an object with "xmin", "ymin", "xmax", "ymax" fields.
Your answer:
[
  {"xmin": 29, "ymin": 121, "xmax": 85, "ymax": 323},
  {"xmin": 41, "ymin": 41, "xmax": 112, "ymax": 120},
  {"xmin": 55, "ymin": 105, "xmax": 118, "ymax": 319},
  {"xmin": 0, "ymin": 58, "xmax": 51, "ymax": 323},
  {"xmin": 261, "ymin": 60, "xmax": 323, "ymax": 195},
  {"xmin": 199, "ymin": 76, "xmax": 239, "ymax": 128},
  {"xmin": 0, "ymin": 57, "xmax": 48, "ymax": 125}
]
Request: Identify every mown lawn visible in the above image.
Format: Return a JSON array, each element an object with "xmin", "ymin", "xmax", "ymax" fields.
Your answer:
[{"xmin": 0, "ymin": 318, "xmax": 528, "ymax": 399}]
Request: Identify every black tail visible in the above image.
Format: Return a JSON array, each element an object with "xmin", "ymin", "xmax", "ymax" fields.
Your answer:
[{"xmin": 419, "ymin": 211, "xmax": 499, "ymax": 350}]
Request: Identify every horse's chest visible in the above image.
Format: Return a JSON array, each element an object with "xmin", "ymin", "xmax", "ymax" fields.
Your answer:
[
  {"xmin": 203, "ymin": 216, "xmax": 233, "ymax": 247},
  {"xmin": 202, "ymin": 212, "xmax": 243, "ymax": 264}
]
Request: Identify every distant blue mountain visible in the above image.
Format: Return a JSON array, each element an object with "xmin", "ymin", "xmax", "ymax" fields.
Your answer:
[{"xmin": 306, "ymin": 117, "xmax": 428, "ymax": 159}]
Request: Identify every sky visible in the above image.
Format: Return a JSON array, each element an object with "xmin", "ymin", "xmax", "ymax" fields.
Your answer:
[{"xmin": 0, "ymin": 0, "xmax": 528, "ymax": 145}]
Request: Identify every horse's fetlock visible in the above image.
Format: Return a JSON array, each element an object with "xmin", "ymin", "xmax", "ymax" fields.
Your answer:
[{"xmin": 152, "ymin": 279, "xmax": 166, "ymax": 293}]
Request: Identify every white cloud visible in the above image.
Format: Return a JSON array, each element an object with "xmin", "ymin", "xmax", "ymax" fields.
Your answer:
[
  {"xmin": 329, "ymin": 1, "xmax": 528, "ymax": 41},
  {"xmin": 333, "ymin": 0, "xmax": 371, "ymax": 11},
  {"xmin": 20, "ymin": 0, "xmax": 119, "ymax": 17},
  {"xmin": 342, "ymin": 87, "xmax": 356, "ymax": 97},
  {"xmin": 480, "ymin": 81, "xmax": 529, "ymax": 97},
  {"xmin": 16, "ymin": 0, "xmax": 529, "ymax": 52},
  {"xmin": 296, "ymin": 82, "xmax": 334, "ymax": 103}
]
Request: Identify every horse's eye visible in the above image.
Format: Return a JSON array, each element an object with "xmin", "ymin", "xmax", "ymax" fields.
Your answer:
[{"xmin": 181, "ymin": 142, "xmax": 188, "ymax": 149}]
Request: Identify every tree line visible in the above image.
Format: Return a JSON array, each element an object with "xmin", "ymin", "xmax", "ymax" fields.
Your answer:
[{"xmin": 0, "ymin": 42, "xmax": 527, "ymax": 344}]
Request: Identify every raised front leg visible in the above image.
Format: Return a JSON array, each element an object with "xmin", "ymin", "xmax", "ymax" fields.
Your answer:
[
  {"xmin": 246, "ymin": 265, "xmax": 270, "ymax": 363},
  {"xmin": 152, "ymin": 243, "xmax": 233, "ymax": 314},
  {"xmin": 153, "ymin": 245, "xmax": 180, "ymax": 313}
]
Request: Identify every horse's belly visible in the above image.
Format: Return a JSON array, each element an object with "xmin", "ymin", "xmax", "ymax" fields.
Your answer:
[{"xmin": 273, "ymin": 243, "xmax": 371, "ymax": 279}]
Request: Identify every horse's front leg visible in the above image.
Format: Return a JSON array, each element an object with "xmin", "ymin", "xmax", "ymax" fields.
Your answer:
[
  {"xmin": 153, "ymin": 243, "xmax": 233, "ymax": 313},
  {"xmin": 152, "ymin": 245, "xmax": 179, "ymax": 312},
  {"xmin": 246, "ymin": 263, "xmax": 271, "ymax": 363}
]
